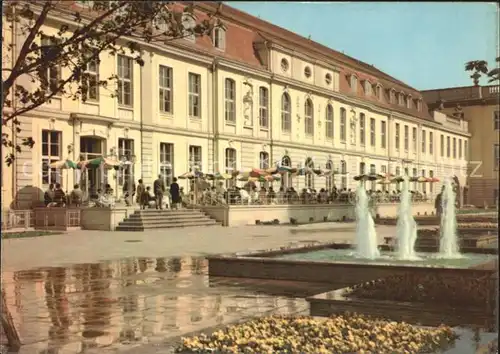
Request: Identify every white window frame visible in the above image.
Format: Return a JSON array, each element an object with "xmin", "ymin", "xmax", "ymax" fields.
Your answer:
[
  {"xmin": 458, "ymin": 139, "xmax": 462, "ymax": 159},
  {"xmin": 429, "ymin": 132, "xmax": 434, "ymax": 154},
  {"xmin": 395, "ymin": 123, "xmax": 400, "ymax": 150},
  {"xmin": 340, "ymin": 160, "xmax": 347, "ymax": 189},
  {"xmin": 364, "ymin": 81, "xmax": 371, "ymax": 96},
  {"xmin": 447, "ymin": 136, "xmax": 451, "ymax": 157},
  {"xmin": 225, "ymin": 148, "xmax": 237, "ymax": 188},
  {"xmin": 381, "ymin": 121, "xmax": 386, "ymax": 148},
  {"xmin": 422, "ymin": 130, "xmax": 426, "ymax": 153},
  {"xmin": 213, "ymin": 27, "xmax": 226, "ymax": 50},
  {"xmin": 41, "ymin": 36, "xmax": 62, "ymax": 95},
  {"xmin": 340, "ymin": 108, "xmax": 347, "ymax": 142},
  {"xmin": 325, "ymin": 104, "xmax": 334, "ymax": 139},
  {"xmin": 412, "ymin": 127, "xmax": 417, "ymax": 151},
  {"xmin": 404, "ymin": 125, "xmax": 409, "ymax": 151},
  {"xmin": 41, "ymin": 130, "xmax": 62, "ymax": 186},
  {"xmin": 224, "ymin": 78, "xmax": 236, "ymax": 123},
  {"xmin": 160, "ymin": 142, "xmax": 174, "ymax": 186},
  {"xmin": 440, "ymin": 134, "xmax": 445, "ymax": 157},
  {"xmin": 159, "ymin": 65, "xmax": 173, "ymax": 114},
  {"xmin": 189, "ymin": 145, "xmax": 202, "ymax": 173},
  {"xmin": 452, "ymin": 137, "xmax": 457, "ymax": 158},
  {"xmin": 83, "ymin": 57, "xmax": 99, "ymax": 102},
  {"xmin": 359, "ymin": 113, "xmax": 365, "ymax": 145},
  {"xmin": 304, "ymin": 98, "xmax": 314, "ymax": 136},
  {"xmin": 350, "ymin": 75, "xmax": 358, "ymax": 93},
  {"xmin": 259, "ymin": 87, "xmax": 269, "ymax": 129},
  {"xmin": 370, "ymin": 118, "xmax": 376, "ymax": 147},
  {"xmin": 259, "ymin": 151, "xmax": 269, "ymax": 170},
  {"xmin": 118, "ymin": 138, "xmax": 134, "ymax": 186},
  {"xmin": 281, "ymin": 93, "xmax": 291, "ymax": 132},
  {"xmin": 188, "ymin": 72, "xmax": 201, "ymax": 118},
  {"xmin": 325, "ymin": 160, "xmax": 333, "ymax": 191},
  {"xmin": 117, "ymin": 55, "xmax": 133, "ymax": 106}
]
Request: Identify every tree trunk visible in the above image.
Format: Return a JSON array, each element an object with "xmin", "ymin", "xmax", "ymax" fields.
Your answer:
[{"xmin": 1, "ymin": 289, "xmax": 21, "ymax": 351}]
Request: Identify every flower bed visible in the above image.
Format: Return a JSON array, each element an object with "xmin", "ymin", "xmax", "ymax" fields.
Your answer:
[
  {"xmin": 176, "ymin": 314, "xmax": 457, "ymax": 353},
  {"xmin": 347, "ymin": 273, "xmax": 491, "ymax": 307}
]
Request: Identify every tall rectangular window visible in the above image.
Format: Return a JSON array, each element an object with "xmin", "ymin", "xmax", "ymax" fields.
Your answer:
[
  {"xmin": 259, "ymin": 87, "xmax": 269, "ymax": 129},
  {"xmin": 118, "ymin": 138, "xmax": 134, "ymax": 186},
  {"xmin": 188, "ymin": 73, "xmax": 201, "ymax": 118},
  {"xmin": 159, "ymin": 143, "xmax": 174, "ymax": 186},
  {"xmin": 422, "ymin": 169, "xmax": 426, "ymax": 193},
  {"xmin": 446, "ymin": 136, "xmax": 451, "ymax": 157},
  {"xmin": 40, "ymin": 36, "xmax": 61, "ymax": 93},
  {"xmin": 440, "ymin": 134, "xmax": 444, "ymax": 157},
  {"xmin": 370, "ymin": 164, "xmax": 376, "ymax": 190},
  {"xmin": 359, "ymin": 162, "xmax": 366, "ymax": 175},
  {"xmin": 381, "ymin": 121, "xmax": 386, "ymax": 148},
  {"xmin": 429, "ymin": 170, "xmax": 434, "ymax": 193},
  {"xmin": 429, "ymin": 132, "xmax": 433, "ymax": 155},
  {"xmin": 412, "ymin": 127, "xmax": 417, "ymax": 151},
  {"xmin": 395, "ymin": 123, "xmax": 400, "ymax": 150},
  {"xmin": 341, "ymin": 160, "xmax": 347, "ymax": 189},
  {"xmin": 421, "ymin": 130, "xmax": 426, "ymax": 153},
  {"xmin": 452, "ymin": 137, "xmax": 457, "ymax": 158},
  {"xmin": 117, "ymin": 55, "xmax": 133, "ymax": 106},
  {"xmin": 412, "ymin": 168, "xmax": 417, "ymax": 190},
  {"xmin": 41, "ymin": 130, "xmax": 62, "ymax": 185},
  {"xmin": 458, "ymin": 139, "xmax": 462, "ymax": 159},
  {"xmin": 404, "ymin": 125, "xmax": 409, "ymax": 150},
  {"xmin": 326, "ymin": 105, "xmax": 334, "ymax": 139},
  {"xmin": 225, "ymin": 148, "xmax": 237, "ymax": 188},
  {"xmin": 494, "ymin": 111, "xmax": 500, "ymax": 130},
  {"xmin": 340, "ymin": 108, "xmax": 347, "ymax": 142},
  {"xmin": 189, "ymin": 145, "xmax": 202, "ymax": 173},
  {"xmin": 370, "ymin": 118, "xmax": 376, "ymax": 147},
  {"xmin": 224, "ymin": 78, "xmax": 236, "ymax": 123},
  {"xmin": 381, "ymin": 165, "xmax": 387, "ymax": 191},
  {"xmin": 359, "ymin": 113, "xmax": 366, "ymax": 145},
  {"xmin": 83, "ymin": 58, "xmax": 99, "ymax": 101},
  {"xmin": 159, "ymin": 65, "xmax": 173, "ymax": 113},
  {"xmin": 464, "ymin": 141, "xmax": 468, "ymax": 159}
]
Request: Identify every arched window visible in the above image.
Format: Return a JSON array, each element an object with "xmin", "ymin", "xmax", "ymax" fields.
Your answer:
[
  {"xmin": 225, "ymin": 148, "xmax": 236, "ymax": 188},
  {"xmin": 340, "ymin": 160, "xmax": 347, "ymax": 189},
  {"xmin": 304, "ymin": 99, "xmax": 314, "ymax": 136},
  {"xmin": 281, "ymin": 155, "xmax": 292, "ymax": 189},
  {"xmin": 281, "ymin": 93, "xmax": 291, "ymax": 132},
  {"xmin": 325, "ymin": 160, "xmax": 334, "ymax": 191},
  {"xmin": 325, "ymin": 104, "xmax": 334, "ymax": 139},
  {"xmin": 305, "ymin": 157, "xmax": 314, "ymax": 189}
]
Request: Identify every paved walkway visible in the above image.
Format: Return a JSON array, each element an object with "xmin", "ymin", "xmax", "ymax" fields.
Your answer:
[
  {"xmin": 1, "ymin": 223, "xmax": 400, "ymax": 354},
  {"xmin": 2, "ymin": 223, "xmax": 399, "ymax": 272}
]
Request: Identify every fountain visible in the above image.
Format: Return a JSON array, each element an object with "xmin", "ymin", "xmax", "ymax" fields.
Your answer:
[
  {"xmin": 396, "ymin": 176, "xmax": 419, "ymax": 260},
  {"xmin": 355, "ymin": 182, "xmax": 380, "ymax": 259},
  {"xmin": 439, "ymin": 178, "xmax": 462, "ymax": 258}
]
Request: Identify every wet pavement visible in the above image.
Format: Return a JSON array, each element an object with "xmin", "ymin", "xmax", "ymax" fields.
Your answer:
[
  {"xmin": 2, "ymin": 224, "xmax": 497, "ymax": 353},
  {"xmin": 3, "ymin": 256, "xmax": 325, "ymax": 353}
]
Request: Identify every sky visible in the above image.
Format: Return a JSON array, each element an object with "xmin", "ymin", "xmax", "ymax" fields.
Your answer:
[{"xmin": 226, "ymin": 2, "xmax": 498, "ymax": 90}]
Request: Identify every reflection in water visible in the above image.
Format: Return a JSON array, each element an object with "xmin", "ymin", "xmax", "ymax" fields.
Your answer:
[{"xmin": 3, "ymin": 256, "xmax": 307, "ymax": 353}]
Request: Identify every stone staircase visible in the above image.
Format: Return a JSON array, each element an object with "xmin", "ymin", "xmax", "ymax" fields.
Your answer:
[{"xmin": 115, "ymin": 208, "xmax": 220, "ymax": 231}]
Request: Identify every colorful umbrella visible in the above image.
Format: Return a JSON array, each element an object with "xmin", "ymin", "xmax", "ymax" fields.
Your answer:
[
  {"xmin": 353, "ymin": 174, "xmax": 379, "ymax": 181},
  {"xmin": 49, "ymin": 159, "xmax": 77, "ymax": 169},
  {"xmin": 428, "ymin": 177, "xmax": 440, "ymax": 183},
  {"xmin": 391, "ymin": 176, "xmax": 405, "ymax": 183},
  {"xmin": 377, "ymin": 179, "xmax": 392, "ymax": 184},
  {"xmin": 409, "ymin": 176, "xmax": 428, "ymax": 183},
  {"xmin": 266, "ymin": 167, "xmax": 278, "ymax": 174},
  {"xmin": 249, "ymin": 168, "xmax": 269, "ymax": 178},
  {"xmin": 277, "ymin": 165, "xmax": 293, "ymax": 173},
  {"xmin": 79, "ymin": 156, "xmax": 121, "ymax": 169},
  {"xmin": 271, "ymin": 174, "xmax": 282, "ymax": 181},
  {"xmin": 178, "ymin": 171, "xmax": 203, "ymax": 179},
  {"xmin": 214, "ymin": 172, "xmax": 231, "ymax": 180}
]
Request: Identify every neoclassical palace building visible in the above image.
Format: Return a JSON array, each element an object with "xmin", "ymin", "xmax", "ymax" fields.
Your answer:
[{"xmin": 2, "ymin": 2, "xmax": 469, "ymax": 209}]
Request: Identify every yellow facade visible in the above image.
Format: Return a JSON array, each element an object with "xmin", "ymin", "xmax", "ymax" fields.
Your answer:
[
  {"xmin": 2, "ymin": 10, "xmax": 470, "ymax": 209},
  {"xmin": 422, "ymin": 85, "xmax": 499, "ymax": 207}
]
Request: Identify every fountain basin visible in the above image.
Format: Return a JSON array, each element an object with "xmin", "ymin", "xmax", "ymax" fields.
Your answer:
[{"xmin": 208, "ymin": 242, "xmax": 497, "ymax": 288}]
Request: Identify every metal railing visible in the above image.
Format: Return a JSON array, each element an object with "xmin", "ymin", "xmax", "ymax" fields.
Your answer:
[
  {"xmin": 1, "ymin": 210, "xmax": 35, "ymax": 230},
  {"xmin": 187, "ymin": 190, "xmax": 432, "ymax": 206}
]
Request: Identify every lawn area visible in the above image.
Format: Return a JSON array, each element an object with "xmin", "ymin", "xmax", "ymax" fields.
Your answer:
[{"xmin": 2, "ymin": 230, "xmax": 63, "ymax": 239}]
